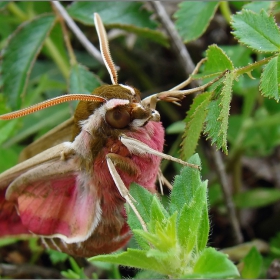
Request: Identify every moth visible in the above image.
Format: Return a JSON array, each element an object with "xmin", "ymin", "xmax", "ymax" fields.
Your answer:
[{"xmin": 0, "ymin": 13, "xmax": 200, "ymax": 257}]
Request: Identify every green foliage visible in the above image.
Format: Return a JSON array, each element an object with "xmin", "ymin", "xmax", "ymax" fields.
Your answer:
[
  {"xmin": 231, "ymin": 9, "xmax": 280, "ymax": 53},
  {"xmin": 174, "ymin": 2, "xmax": 219, "ymax": 43},
  {"xmin": 90, "ymin": 155, "xmax": 238, "ymax": 279},
  {"xmin": 181, "ymin": 92, "xmax": 211, "ymax": 161},
  {"xmin": 241, "ymin": 247, "xmax": 263, "ymax": 279},
  {"xmin": 2, "ymin": 15, "xmax": 56, "ymax": 109},
  {"xmin": 67, "ymin": 2, "xmax": 168, "ymax": 46},
  {"xmin": 234, "ymin": 188, "xmax": 280, "ymax": 208},
  {"xmin": 1, "ymin": 1, "xmax": 280, "ymax": 278}
]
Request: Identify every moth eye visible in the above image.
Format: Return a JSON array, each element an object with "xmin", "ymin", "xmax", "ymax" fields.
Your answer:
[{"xmin": 105, "ymin": 107, "xmax": 130, "ymax": 128}]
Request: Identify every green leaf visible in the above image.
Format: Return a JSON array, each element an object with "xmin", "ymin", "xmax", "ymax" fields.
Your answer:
[
  {"xmin": 0, "ymin": 2, "xmax": 8, "ymax": 10},
  {"xmin": 2, "ymin": 14, "xmax": 55, "ymax": 109},
  {"xmin": 177, "ymin": 181, "xmax": 207, "ymax": 253},
  {"xmin": 231, "ymin": 10, "xmax": 280, "ymax": 53},
  {"xmin": 191, "ymin": 247, "xmax": 240, "ymax": 278},
  {"xmin": 48, "ymin": 249, "xmax": 69, "ymax": 265},
  {"xmin": 259, "ymin": 55, "xmax": 280, "ymax": 101},
  {"xmin": 243, "ymin": 1, "xmax": 274, "ymax": 13},
  {"xmin": 149, "ymin": 196, "xmax": 169, "ymax": 233},
  {"xmin": 174, "ymin": 2, "xmax": 219, "ymax": 43},
  {"xmin": 127, "ymin": 184, "xmax": 154, "ymax": 249},
  {"xmin": 196, "ymin": 45, "xmax": 233, "ymax": 79},
  {"xmin": 169, "ymin": 154, "xmax": 201, "ymax": 214},
  {"xmin": 204, "ymin": 72, "xmax": 234, "ymax": 154},
  {"xmin": 67, "ymin": 2, "xmax": 168, "ymax": 46},
  {"xmin": 89, "ymin": 249, "xmax": 168, "ymax": 275},
  {"xmin": 197, "ymin": 206, "xmax": 210, "ymax": 253},
  {"xmin": 181, "ymin": 92, "xmax": 212, "ymax": 161},
  {"xmin": 69, "ymin": 64, "xmax": 103, "ymax": 94},
  {"xmin": 234, "ymin": 188, "xmax": 280, "ymax": 208},
  {"xmin": 166, "ymin": 121, "xmax": 185, "ymax": 134},
  {"xmin": 241, "ymin": 247, "xmax": 262, "ymax": 279}
]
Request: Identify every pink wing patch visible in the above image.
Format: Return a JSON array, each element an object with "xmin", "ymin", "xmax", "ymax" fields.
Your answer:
[
  {"xmin": 5, "ymin": 160, "xmax": 101, "ymax": 243},
  {"xmin": 0, "ymin": 189, "xmax": 29, "ymax": 236}
]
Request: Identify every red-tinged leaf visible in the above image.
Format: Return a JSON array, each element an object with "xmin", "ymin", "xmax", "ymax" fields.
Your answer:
[{"xmin": 2, "ymin": 14, "xmax": 56, "ymax": 110}]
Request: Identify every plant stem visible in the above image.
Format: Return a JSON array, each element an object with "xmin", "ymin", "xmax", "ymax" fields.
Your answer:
[
  {"xmin": 219, "ymin": 2, "xmax": 231, "ymax": 24},
  {"xmin": 7, "ymin": 2, "xmax": 28, "ymax": 21}
]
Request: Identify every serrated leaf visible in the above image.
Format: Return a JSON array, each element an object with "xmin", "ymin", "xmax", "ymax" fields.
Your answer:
[
  {"xmin": 67, "ymin": 2, "xmax": 168, "ymax": 46},
  {"xmin": 241, "ymin": 247, "xmax": 262, "ymax": 279},
  {"xmin": 243, "ymin": 1, "xmax": 274, "ymax": 13},
  {"xmin": 2, "ymin": 14, "xmax": 55, "ymax": 109},
  {"xmin": 181, "ymin": 92, "xmax": 212, "ymax": 161},
  {"xmin": 174, "ymin": 2, "xmax": 218, "ymax": 43},
  {"xmin": 177, "ymin": 181, "xmax": 207, "ymax": 253},
  {"xmin": 69, "ymin": 64, "xmax": 102, "ymax": 94},
  {"xmin": 202, "ymin": 45, "xmax": 234, "ymax": 77},
  {"xmin": 204, "ymin": 72, "xmax": 234, "ymax": 154},
  {"xmin": 89, "ymin": 249, "xmax": 168, "ymax": 275},
  {"xmin": 231, "ymin": 10, "xmax": 280, "ymax": 53},
  {"xmin": 259, "ymin": 55, "xmax": 280, "ymax": 101},
  {"xmin": 234, "ymin": 188, "xmax": 280, "ymax": 208},
  {"xmin": 169, "ymin": 154, "xmax": 201, "ymax": 214},
  {"xmin": 191, "ymin": 248, "xmax": 240, "ymax": 278}
]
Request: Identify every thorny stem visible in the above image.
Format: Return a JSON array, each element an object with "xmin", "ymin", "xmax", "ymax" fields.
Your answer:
[
  {"xmin": 151, "ymin": 2, "xmax": 244, "ymax": 244},
  {"xmin": 52, "ymin": 1, "xmax": 104, "ymax": 65}
]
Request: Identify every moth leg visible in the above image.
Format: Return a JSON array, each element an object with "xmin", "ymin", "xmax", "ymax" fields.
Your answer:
[
  {"xmin": 142, "ymin": 57, "xmax": 207, "ymax": 107},
  {"xmin": 120, "ymin": 134, "xmax": 200, "ymax": 170},
  {"xmin": 157, "ymin": 169, "xmax": 173, "ymax": 194},
  {"xmin": 106, "ymin": 154, "xmax": 148, "ymax": 232}
]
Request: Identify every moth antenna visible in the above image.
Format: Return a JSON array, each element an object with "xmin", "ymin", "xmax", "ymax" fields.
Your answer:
[
  {"xmin": 94, "ymin": 13, "xmax": 118, "ymax": 85},
  {"xmin": 0, "ymin": 94, "xmax": 105, "ymax": 120}
]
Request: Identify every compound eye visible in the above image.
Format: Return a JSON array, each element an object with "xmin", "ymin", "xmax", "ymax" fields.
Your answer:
[{"xmin": 105, "ymin": 107, "xmax": 130, "ymax": 128}]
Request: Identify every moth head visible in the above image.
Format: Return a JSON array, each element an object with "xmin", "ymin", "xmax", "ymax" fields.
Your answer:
[{"xmin": 73, "ymin": 83, "xmax": 160, "ymax": 139}]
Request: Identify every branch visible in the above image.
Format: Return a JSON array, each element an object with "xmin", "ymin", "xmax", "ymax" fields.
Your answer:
[{"xmin": 52, "ymin": 1, "xmax": 104, "ymax": 65}]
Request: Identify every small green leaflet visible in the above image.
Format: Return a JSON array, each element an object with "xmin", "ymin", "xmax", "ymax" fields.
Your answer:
[
  {"xmin": 181, "ymin": 92, "xmax": 212, "ymax": 161},
  {"xmin": 2, "ymin": 15, "xmax": 56, "ymax": 110},
  {"xmin": 174, "ymin": 2, "xmax": 218, "ymax": 43},
  {"xmin": 194, "ymin": 45, "xmax": 233, "ymax": 80},
  {"xmin": 259, "ymin": 55, "xmax": 280, "ymax": 101},
  {"xmin": 204, "ymin": 72, "xmax": 234, "ymax": 154},
  {"xmin": 231, "ymin": 9, "xmax": 280, "ymax": 53}
]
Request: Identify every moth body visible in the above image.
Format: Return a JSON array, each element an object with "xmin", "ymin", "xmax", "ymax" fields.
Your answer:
[{"xmin": 0, "ymin": 84, "xmax": 164, "ymax": 257}]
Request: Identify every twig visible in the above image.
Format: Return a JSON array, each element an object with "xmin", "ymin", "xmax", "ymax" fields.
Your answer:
[
  {"xmin": 150, "ymin": 1, "xmax": 196, "ymax": 78},
  {"xmin": 52, "ymin": 1, "xmax": 104, "ymax": 65},
  {"xmin": 151, "ymin": 1, "xmax": 244, "ymax": 245},
  {"xmin": 0, "ymin": 263, "xmax": 63, "ymax": 278},
  {"xmin": 211, "ymin": 148, "xmax": 243, "ymax": 244}
]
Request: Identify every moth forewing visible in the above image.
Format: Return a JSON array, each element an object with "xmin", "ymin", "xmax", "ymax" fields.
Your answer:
[
  {"xmin": 19, "ymin": 117, "xmax": 75, "ymax": 162},
  {"xmin": 0, "ymin": 143, "xmax": 74, "ymax": 190}
]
